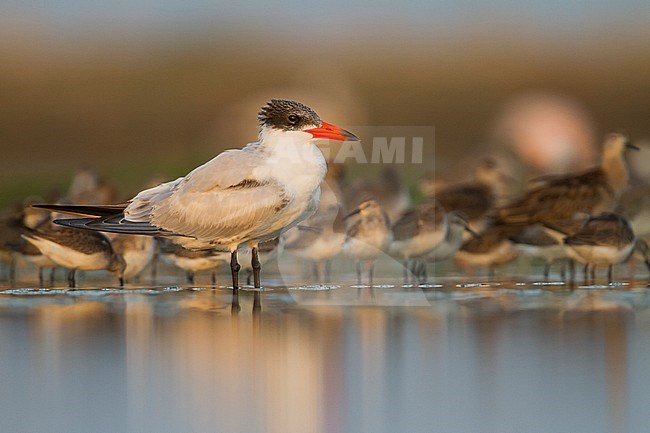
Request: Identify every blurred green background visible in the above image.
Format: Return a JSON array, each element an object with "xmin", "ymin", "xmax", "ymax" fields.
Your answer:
[{"xmin": 1, "ymin": 1, "xmax": 649, "ymax": 206}]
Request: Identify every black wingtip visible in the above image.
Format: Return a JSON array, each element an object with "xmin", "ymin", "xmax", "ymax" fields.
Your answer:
[
  {"xmin": 53, "ymin": 218, "xmax": 94, "ymax": 229},
  {"xmin": 33, "ymin": 203, "xmax": 127, "ymax": 218}
]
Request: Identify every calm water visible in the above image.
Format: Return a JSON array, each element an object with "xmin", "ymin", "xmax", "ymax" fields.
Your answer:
[{"xmin": 1, "ymin": 269, "xmax": 650, "ymax": 433}]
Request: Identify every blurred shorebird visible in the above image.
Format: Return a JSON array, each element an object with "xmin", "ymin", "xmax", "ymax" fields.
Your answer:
[
  {"xmin": 8, "ymin": 199, "xmax": 58, "ymax": 285},
  {"xmin": 162, "ymin": 237, "xmax": 282, "ymax": 286},
  {"xmin": 21, "ymin": 227, "xmax": 125, "ymax": 288},
  {"xmin": 630, "ymin": 239, "xmax": 650, "ymax": 276},
  {"xmin": 498, "ymin": 132, "xmax": 637, "ymax": 226},
  {"xmin": 346, "ymin": 167, "xmax": 409, "ymax": 223},
  {"xmin": 617, "ymin": 184, "xmax": 650, "ymax": 238},
  {"xmin": 109, "ymin": 234, "xmax": 155, "ymax": 283},
  {"xmin": 617, "ymin": 139, "xmax": 650, "ymax": 237},
  {"xmin": 284, "ymin": 221, "xmax": 345, "ymax": 282},
  {"xmin": 34, "ymin": 99, "xmax": 358, "ymax": 292},
  {"xmin": 564, "ymin": 212, "xmax": 637, "ymax": 283},
  {"xmin": 389, "ymin": 200, "xmax": 445, "ymax": 280},
  {"xmin": 429, "ymin": 157, "xmax": 512, "ymax": 234},
  {"xmin": 284, "ymin": 172, "xmax": 346, "ymax": 281},
  {"xmin": 511, "ymin": 224, "xmax": 570, "ymax": 279},
  {"xmin": 455, "ymin": 223, "xmax": 522, "ymax": 276},
  {"xmin": 416, "ymin": 211, "xmax": 475, "ymax": 280},
  {"xmin": 343, "ymin": 199, "xmax": 393, "ymax": 285},
  {"xmin": 10, "ymin": 240, "xmax": 57, "ymax": 286},
  {"xmin": 67, "ymin": 167, "xmax": 118, "ymax": 205},
  {"xmin": 159, "ymin": 240, "xmax": 227, "ymax": 285},
  {"xmin": 0, "ymin": 202, "xmax": 26, "ymax": 283}
]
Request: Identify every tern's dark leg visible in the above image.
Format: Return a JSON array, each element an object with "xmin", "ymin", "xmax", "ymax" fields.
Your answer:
[
  {"xmin": 252, "ymin": 247, "xmax": 261, "ymax": 289},
  {"xmin": 568, "ymin": 259, "xmax": 575, "ymax": 282},
  {"xmin": 119, "ymin": 273, "xmax": 124, "ymax": 287},
  {"xmin": 186, "ymin": 270, "xmax": 194, "ymax": 285},
  {"xmin": 38, "ymin": 267, "xmax": 44, "ymax": 287},
  {"xmin": 369, "ymin": 261, "xmax": 375, "ymax": 287},
  {"xmin": 67, "ymin": 268, "xmax": 76, "ymax": 288},
  {"xmin": 211, "ymin": 271, "xmax": 217, "ymax": 286},
  {"xmin": 607, "ymin": 265, "xmax": 613, "ymax": 284},
  {"xmin": 230, "ymin": 250, "xmax": 241, "ymax": 290},
  {"xmin": 583, "ymin": 263, "xmax": 589, "ymax": 284},
  {"xmin": 543, "ymin": 263, "xmax": 550, "ymax": 280},
  {"xmin": 252, "ymin": 246, "xmax": 262, "ymax": 311}
]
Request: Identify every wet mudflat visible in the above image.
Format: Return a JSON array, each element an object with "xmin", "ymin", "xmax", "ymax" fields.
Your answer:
[{"xmin": 1, "ymin": 274, "xmax": 650, "ymax": 433}]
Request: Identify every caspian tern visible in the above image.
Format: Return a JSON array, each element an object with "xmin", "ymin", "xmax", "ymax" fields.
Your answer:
[{"xmin": 35, "ymin": 99, "xmax": 358, "ymax": 291}]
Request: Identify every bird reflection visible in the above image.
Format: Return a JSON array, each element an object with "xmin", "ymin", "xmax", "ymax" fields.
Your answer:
[{"xmin": 0, "ymin": 284, "xmax": 645, "ymax": 433}]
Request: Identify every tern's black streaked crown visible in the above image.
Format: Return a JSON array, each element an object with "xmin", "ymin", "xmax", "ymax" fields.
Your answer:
[{"xmin": 258, "ymin": 99, "xmax": 322, "ymax": 132}]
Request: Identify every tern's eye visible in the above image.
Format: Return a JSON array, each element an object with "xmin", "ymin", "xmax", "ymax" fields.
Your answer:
[{"xmin": 287, "ymin": 114, "xmax": 300, "ymax": 125}]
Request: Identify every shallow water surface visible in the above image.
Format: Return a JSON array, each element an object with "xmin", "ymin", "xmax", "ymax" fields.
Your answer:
[{"xmin": 1, "ymin": 276, "xmax": 650, "ymax": 433}]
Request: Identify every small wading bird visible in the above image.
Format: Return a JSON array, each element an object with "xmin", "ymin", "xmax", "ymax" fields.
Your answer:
[
  {"xmin": 511, "ymin": 224, "xmax": 570, "ymax": 280},
  {"xmin": 430, "ymin": 157, "xmax": 512, "ymax": 235},
  {"xmin": 415, "ymin": 211, "xmax": 476, "ymax": 281},
  {"xmin": 454, "ymin": 223, "xmax": 522, "ymax": 276},
  {"xmin": 343, "ymin": 199, "xmax": 393, "ymax": 286},
  {"xmin": 21, "ymin": 227, "xmax": 125, "ymax": 288},
  {"xmin": 631, "ymin": 239, "xmax": 650, "ymax": 276},
  {"xmin": 346, "ymin": 167, "xmax": 410, "ymax": 224},
  {"xmin": 35, "ymin": 100, "xmax": 358, "ymax": 295},
  {"xmin": 109, "ymin": 234, "xmax": 156, "ymax": 284},
  {"xmin": 497, "ymin": 132, "xmax": 638, "ymax": 226},
  {"xmin": 6, "ymin": 199, "xmax": 58, "ymax": 286},
  {"xmin": 283, "ymin": 170, "xmax": 346, "ymax": 282},
  {"xmin": 159, "ymin": 239, "xmax": 227, "ymax": 285},
  {"xmin": 564, "ymin": 212, "xmax": 638, "ymax": 283},
  {"xmin": 389, "ymin": 200, "xmax": 445, "ymax": 281}
]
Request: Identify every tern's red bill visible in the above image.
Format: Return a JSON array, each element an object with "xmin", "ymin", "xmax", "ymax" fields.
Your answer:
[{"xmin": 305, "ymin": 121, "xmax": 359, "ymax": 141}]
